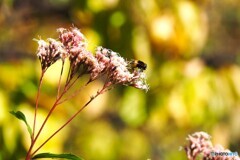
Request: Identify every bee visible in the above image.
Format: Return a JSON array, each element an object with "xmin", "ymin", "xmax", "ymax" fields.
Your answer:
[{"xmin": 130, "ymin": 60, "xmax": 147, "ymax": 71}]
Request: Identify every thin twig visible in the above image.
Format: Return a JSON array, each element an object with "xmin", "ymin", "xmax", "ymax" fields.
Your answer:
[
  {"xmin": 26, "ymin": 72, "xmax": 84, "ymax": 158},
  {"xmin": 32, "ymin": 71, "xmax": 45, "ymax": 141},
  {"xmin": 65, "ymin": 62, "xmax": 72, "ymax": 86},
  {"xmin": 26, "ymin": 89, "xmax": 66, "ymax": 159},
  {"xmin": 57, "ymin": 82, "xmax": 88, "ymax": 105},
  {"xmin": 27, "ymin": 70, "xmax": 45, "ymax": 160},
  {"xmin": 57, "ymin": 60, "xmax": 65, "ymax": 99}
]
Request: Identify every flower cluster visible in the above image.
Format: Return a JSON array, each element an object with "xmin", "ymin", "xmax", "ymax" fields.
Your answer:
[
  {"xmin": 36, "ymin": 27, "xmax": 149, "ymax": 91},
  {"xmin": 36, "ymin": 39, "xmax": 67, "ymax": 71},
  {"xmin": 95, "ymin": 46, "xmax": 149, "ymax": 90},
  {"xmin": 184, "ymin": 132, "xmax": 240, "ymax": 160}
]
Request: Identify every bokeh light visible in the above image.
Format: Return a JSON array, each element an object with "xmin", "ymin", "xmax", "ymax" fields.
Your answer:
[{"xmin": 1, "ymin": 0, "xmax": 240, "ymax": 159}]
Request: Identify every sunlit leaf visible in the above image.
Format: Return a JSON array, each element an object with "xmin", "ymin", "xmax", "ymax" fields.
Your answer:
[
  {"xmin": 32, "ymin": 153, "xmax": 84, "ymax": 160},
  {"xmin": 9, "ymin": 110, "xmax": 32, "ymax": 137}
]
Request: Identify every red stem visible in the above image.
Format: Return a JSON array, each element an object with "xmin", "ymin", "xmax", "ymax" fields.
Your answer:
[
  {"xmin": 57, "ymin": 82, "xmax": 88, "ymax": 105},
  {"xmin": 26, "ymin": 65, "xmax": 110, "ymax": 159},
  {"xmin": 26, "ymin": 82, "xmax": 67, "ymax": 159},
  {"xmin": 32, "ymin": 71, "xmax": 45, "ymax": 141},
  {"xmin": 26, "ymin": 71, "xmax": 45, "ymax": 160},
  {"xmin": 31, "ymin": 90, "xmax": 103, "ymax": 156},
  {"xmin": 57, "ymin": 61, "xmax": 65, "ymax": 99},
  {"xmin": 26, "ymin": 72, "xmax": 84, "ymax": 159}
]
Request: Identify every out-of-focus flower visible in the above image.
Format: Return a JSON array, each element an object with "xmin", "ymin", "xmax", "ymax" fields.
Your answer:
[
  {"xmin": 184, "ymin": 131, "xmax": 213, "ymax": 159},
  {"xmin": 184, "ymin": 131, "xmax": 240, "ymax": 160}
]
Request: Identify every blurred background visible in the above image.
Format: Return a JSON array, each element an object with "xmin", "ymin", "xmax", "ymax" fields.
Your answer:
[{"xmin": 1, "ymin": 0, "xmax": 240, "ymax": 159}]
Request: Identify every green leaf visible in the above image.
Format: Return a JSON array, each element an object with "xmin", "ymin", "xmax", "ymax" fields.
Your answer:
[
  {"xmin": 32, "ymin": 153, "xmax": 84, "ymax": 160},
  {"xmin": 10, "ymin": 110, "xmax": 32, "ymax": 136}
]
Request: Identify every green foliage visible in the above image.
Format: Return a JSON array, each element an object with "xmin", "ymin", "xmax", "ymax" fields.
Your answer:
[
  {"xmin": 9, "ymin": 110, "xmax": 32, "ymax": 137},
  {"xmin": 32, "ymin": 153, "xmax": 84, "ymax": 160},
  {"xmin": 1, "ymin": 0, "xmax": 240, "ymax": 159}
]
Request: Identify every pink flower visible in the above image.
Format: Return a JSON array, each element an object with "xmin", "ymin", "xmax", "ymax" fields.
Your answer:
[
  {"xmin": 36, "ymin": 27, "xmax": 149, "ymax": 91},
  {"xmin": 57, "ymin": 27, "xmax": 86, "ymax": 50},
  {"xmin": 94, "ymin": 46, "xmax": 149, "ymax": 91},
  {"xmin": 184, "ymin": 132, "xmax": 240, "ymax": 160},
  {"xmin": 36, "ymin": 38, "xmax": 67, "ymax": 71}
]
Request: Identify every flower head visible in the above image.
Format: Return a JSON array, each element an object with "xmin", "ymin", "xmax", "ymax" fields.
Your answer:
[
  {"xmin": 36, "ymin": 38, "xmax": 67, "ymax": 71},
  {"xmin": 57, "ymin": 27, "xmax": 86, "ymax": 49},
  {"xmin": 184, "ymin": 132, "xmax": 240, "ymax": 160},
  {"xmin": 184, "ymin": 132, "xmax": 213, "ymax": 159},
  {"xmin": 93, "ymin": 46, "xmax": 149, "ymax": 91}
]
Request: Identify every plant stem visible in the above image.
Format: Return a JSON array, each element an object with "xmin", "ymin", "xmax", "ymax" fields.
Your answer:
[
  {"xmin": 31, "ymin": 89, "xmax": 103, "ymax": 157},
  {"xmin": 26, "ymin": 73, "xmax": 84, "ymax": 159},
  {"xmin": 27, "ymin": 71, "xmax": 45, "ymax": 160},
  {"xmin": 32, "ymin": 71, "xmax": 45, "ymax": 141},
  {"xmin": 26, "ymin": 85, "xmax": 66, "ymax": 160},
  {"xmin": 57, "ymin": 83, "xmax": 87, "ymax": 105},
  {"xmin": 56, "ymin": 61, "xmax": 65, "ymax": 99}
]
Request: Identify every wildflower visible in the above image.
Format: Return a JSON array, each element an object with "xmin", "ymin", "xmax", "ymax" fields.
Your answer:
[
  {"xmin": 57, "ymin": 27, "xmax": 95, "ymax": 79},
  {"xmin": 184, "ymin": 132, "xmax": 240, "ymax": 160},
  {"xmin": 57, "ymin": 27, "xmax": 87, "ymax": 51},
  {"xmin": 184, "ymin": 132, "xmax": 213, "ymax": 159},
  {"xmin": 36, "ymin": 38, "xmax": 67, "ymax": 71},
  {"xmin": 36, "ymin": 27, "xmax": 149, "ymax": 91},
  {"xmin": 30, "ymin": 26, "xmax": 149, "ymax": 160},
  {"xmin": 94, "ymin": 46, "xmax": 149, "ymax": 91},
  {"xmin": 95, "ymin": 47, "xmax": 111, "ymax": 71}
]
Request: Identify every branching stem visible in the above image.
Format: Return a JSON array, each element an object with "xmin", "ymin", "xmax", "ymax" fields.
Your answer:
[{"xmin": 31, "ymin": 87, "xmax": 105, "ymax": 156}]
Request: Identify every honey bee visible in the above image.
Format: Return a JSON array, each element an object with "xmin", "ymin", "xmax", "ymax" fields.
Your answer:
[{"xmin": 130, "ymin": 60, "xmax": 147, "ymax": 71}]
